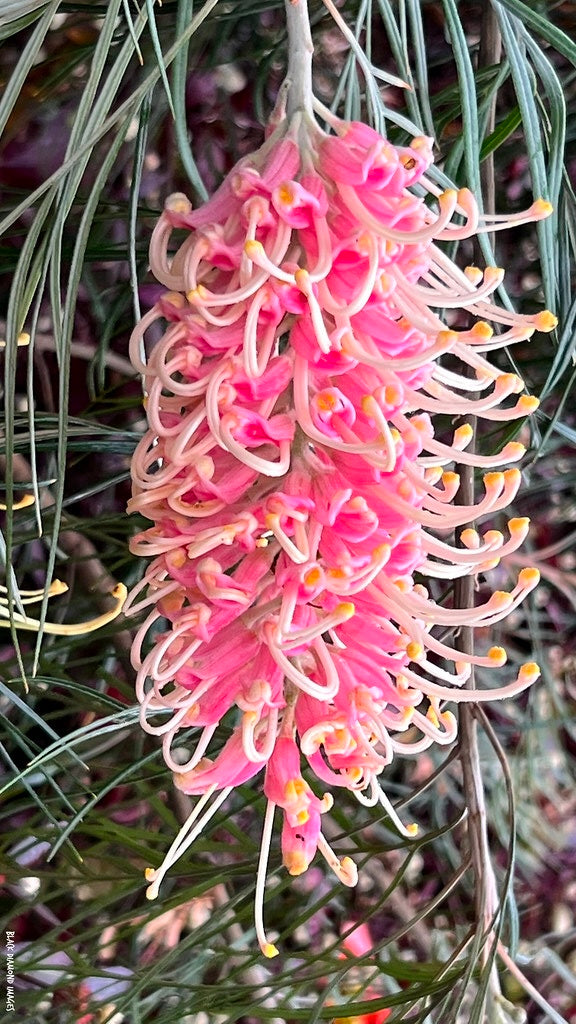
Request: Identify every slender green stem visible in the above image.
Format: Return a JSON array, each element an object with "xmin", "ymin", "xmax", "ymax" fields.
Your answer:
[{"xmin": 284, "ymin": 0, "xmax": 314, "ymax": 118}]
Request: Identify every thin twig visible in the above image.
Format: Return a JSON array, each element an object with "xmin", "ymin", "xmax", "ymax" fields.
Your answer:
[
  {"xmin": 497, "ymin": 941, "xmax": 570, "ymax": 1024},
  {"xmin": 454, "ymin": 4, "xmax": 504, "ymax": 1013},
  {"xmin": 284, "ymin": 0, "xmax": 314, "ymax": 118}
]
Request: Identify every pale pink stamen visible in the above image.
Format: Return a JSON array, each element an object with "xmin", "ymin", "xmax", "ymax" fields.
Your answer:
[{"xmin": 145, "ymin": 786, "xmax": 232, "ymax": 900}]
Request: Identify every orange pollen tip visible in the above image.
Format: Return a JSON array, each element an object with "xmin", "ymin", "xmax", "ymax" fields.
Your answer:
[
  {"xmin": 504, "ymin": 468, "xmax": 522, "ymax": 483},
  {"xmin": 49, "ymin": 579, "xmax": 68, "ymax": 596},
  {"xmin": 373, "ymin": 543, "xmax": 391, "ymax": 562},
  {"xmin": 472, "ymin": 321, "xmax": 493, "ymax": 339},
  {"xmin": 534, "ymin": 310, "xmax": 558, "ymax": 332},
  {"xmin": 337, "ymin": 602, "xmax": 355, "ymax": 619},
  {"xmin": 285, "ymin": 851, "xmax": 308, "ymax": 875},
  {"xmin": 244, "ymin": 239, "xmax": 263, "ymax": 257},
  {"xmin": 406, "ymin": 641, "xmax": 422, "ymax": 660},
  {"xmin": 500, "ymin": 373, "xmax": 523, "ymax": 391},
  {"xmin": 427, "ymin": 707, "xmax": 440, "ymax": 728},
  {"xmin": 509, "ymin": 517, "xmax": 530, "ymax": 532},
  {"xmin": 518, "ymin": 567, "xmax": 540, "ymax": 588},
  {"xmin": 505, "ymin": 442, "xmax": 526, "ymax": 457},
  {"xmin": 484, "ymin": 471, "xmax": 504, "ymax": 487},
  {"xmin": 304, "ymin": 567, "xmax": 322, "ymax": 587},
  {"xmin": 519, "ymin": 662, "xmax": 540, "ymax": 682},
  {"xmin": 518, "ymin": 396, "xmax": 540, "ymax": 413},
  {"xmin": 532, "ymin": 199, "xmax": 553, "ymax": 218},
  {"xmin": 285, "ymin": 778, "xmax": 306, "ymax": 802},
  {"xmin": 437, "ymin": 330, "xmax": 458, "ymax": 346},
  {"xmin": 406, "ymin": 823, "xmax": 419, "ymax": 837},
  {"xmin": 385, "ymin": 385, "xmax": 401, "ymax": 405},
  {"xmin": 262, "ymin": 942, "xmax": 280, "ymax": 959},
  {"xmin": 477, "ymin": 522, "xmax": 495, "ymax": 543},
  {"xmin": 464, "ymin": 265, "xmax": 483, "ymax": 285},
  {"xmin": 460, "ymin": 528, "xmax": 479, "ymax": 547},
  {"xmin": 493, "ymin": 591, "xmax": 513, "ymax": 606},
  {"xmin": 411, "ymin": 416, "xmax": 427, "ymax": 434},
  {"xmin": 318, "ymin": 392, "xmax": 337, "ymax": 411},
  {"xmin": 327, "ymin": 567, "xmax": 348, "ymax": 580},
  {"xmin": 455, "ymin": 424, "xmax": 474, "ymax": 443},
  {"xmin": 394, "ymin": 578, "xmax": 409, "ymax": 593},
  {"xmin": 442, "ymin": 471, "xmax": 459, "ymax": 487},
  {"xmin": 339, "ymin": 857, "xmax": 358, "ymax": 885},
  {"xmin": 489, "ymin": 646, "xmax": 507, "ymax": 665},
  {"xmin": 144, "ymin": 867, "xmax": 157, "ymax": 882},
  {"xmin": 163, "ymin": 290, "xmax": 187, "ymax": 308},
  {"xmin": 0, "ymin": 492, "xmax": 35, "ymax": 511},
  {"xmin": 356, "ymin": 230, "xmax": 373, "ymax": 254},
  {"xmin": 165, "ymin": 192, "xmax": 192, "ymax": 214},
  {"xmin": 169, "ymin": 549, "xmax": 187, "ymax": 569},
  {"xmin": 278, "ymin": 184, "xmax": 295, "ymax": 205},
  {"xmin": 186, "ymin": 285, "xmax": 208, "ymax": 302}
]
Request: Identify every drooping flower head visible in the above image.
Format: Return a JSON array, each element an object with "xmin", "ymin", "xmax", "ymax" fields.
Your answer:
[{"xmin": 126, "ymin": 0, "xmax": 555, "ymax": 956}]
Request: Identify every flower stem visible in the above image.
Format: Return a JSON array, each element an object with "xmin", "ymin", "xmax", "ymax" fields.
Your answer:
[
  {"xmin": 456, "ymin": 8, "xmax": 505, "ymax": 1016},
  {"xmin": 284, "ymin": 0, "xmax": 314, "ymax": 119}
]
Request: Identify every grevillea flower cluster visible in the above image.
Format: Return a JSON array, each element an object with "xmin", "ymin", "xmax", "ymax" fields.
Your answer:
[{"xmin": 125, "ymin": 4, "xmax": 555, "ymax": 957}]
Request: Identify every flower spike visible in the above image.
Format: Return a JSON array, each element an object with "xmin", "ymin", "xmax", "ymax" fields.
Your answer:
[{"xmin": 126, "ymin": 0, "xmax": 552, "ymax": 953}]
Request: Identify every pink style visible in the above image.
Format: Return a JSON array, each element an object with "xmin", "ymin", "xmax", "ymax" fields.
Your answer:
[{"xmin": 126, "ymin": 91, "xmax": 555, "ymax": 955}]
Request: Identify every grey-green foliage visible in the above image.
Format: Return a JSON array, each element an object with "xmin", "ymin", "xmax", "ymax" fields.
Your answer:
[{"xmin": 1, "ymin": 2, "xmax": 575, "ymax": 1022}]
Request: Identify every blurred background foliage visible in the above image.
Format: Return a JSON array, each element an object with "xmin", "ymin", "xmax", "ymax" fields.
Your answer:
[{"xmin": 0, "ymin": 1, "xmax": 575, "ymax": 1022}]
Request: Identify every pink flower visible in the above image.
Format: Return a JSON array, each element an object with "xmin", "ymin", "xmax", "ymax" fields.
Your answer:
[
  {"xmin": 329, "ymin": 920, "xmax": 392, "ymax": 1023},
  {"xmin": 126, "ymin": 67, "xmax": 555, "ymax": 956},
  {"xmin": 264, "ymin": 735, "xmax": 329, "ymax": 875}
]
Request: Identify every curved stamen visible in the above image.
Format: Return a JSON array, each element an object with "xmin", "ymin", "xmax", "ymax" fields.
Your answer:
[
  {"xmin": 254, "ymin": 801, "xmax": 280, "ymax": 958},
  {"xmin": 145, "ymin": 786, "xmax": 231, "ymax": 899},
  {"xmin": 0, "ymin": 583, "xmax": 127, "ymax": 636}
]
